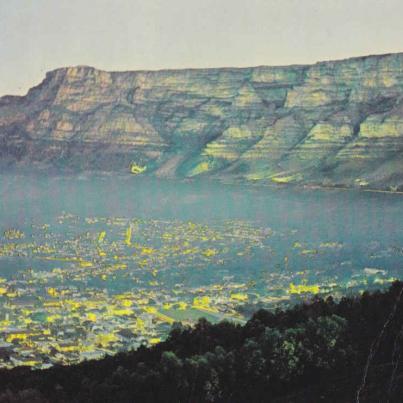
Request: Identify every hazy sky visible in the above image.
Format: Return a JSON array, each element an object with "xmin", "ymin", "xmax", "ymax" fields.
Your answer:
[{"xmin": 1, "ymin": 0, "xmax": 403, "ymax": 95}]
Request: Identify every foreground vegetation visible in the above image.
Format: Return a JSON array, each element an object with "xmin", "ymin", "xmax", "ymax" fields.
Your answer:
[{"xmin": 0, "ymin": 283, "xmax": 402, "ymax": 402}]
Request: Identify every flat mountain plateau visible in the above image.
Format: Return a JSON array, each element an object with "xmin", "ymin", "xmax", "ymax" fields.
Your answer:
[{"xmin": 1, "ymin": 53, "xmax": 403, "ymax": 191}]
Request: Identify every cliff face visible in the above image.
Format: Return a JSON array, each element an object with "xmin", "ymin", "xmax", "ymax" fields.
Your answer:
[{"xmin": 1, "ymin": 53, "xmax": 403, "ymax": 190}]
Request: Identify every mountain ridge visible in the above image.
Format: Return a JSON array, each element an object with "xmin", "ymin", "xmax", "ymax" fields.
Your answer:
[
  {"xmin": 1, "ymin": 52, "xmax": 403, "ymax": 190},
  {"xmin": 6, "ymin": 50, "xmax": 402, "ymax": 93}
]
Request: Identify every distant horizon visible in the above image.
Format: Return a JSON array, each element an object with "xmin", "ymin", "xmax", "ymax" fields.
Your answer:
[
  {"xmin": 30, "ymin": 49, "xmax": 403, "ymax": 72},
  {"xmin": 2, "ymin": 0, "xmax": 403, "ymax": 96},
  {"xmin": 3, "ymin": 50, "xmax": 403, "ymax": 98}
]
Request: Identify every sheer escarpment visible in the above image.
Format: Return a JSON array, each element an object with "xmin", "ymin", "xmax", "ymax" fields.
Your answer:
[{"xmin": 1, "ymin": 53, "xmax": 403, "ymax": 190}]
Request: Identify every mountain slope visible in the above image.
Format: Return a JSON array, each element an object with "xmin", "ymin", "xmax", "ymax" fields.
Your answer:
[{"xmin": 1, "ymin": 53, "xmax": 403, "ymax": 190}]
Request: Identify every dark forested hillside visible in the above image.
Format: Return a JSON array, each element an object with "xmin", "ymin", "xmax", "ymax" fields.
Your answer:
[{"xmin": 0, "ymin": 282, "xmax": 402, "ymax": 402}]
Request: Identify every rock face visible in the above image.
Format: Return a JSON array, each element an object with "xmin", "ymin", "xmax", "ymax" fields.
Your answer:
[{"xmin": 1, "ymin": 53, "xmax": 403, "ymax": 190}]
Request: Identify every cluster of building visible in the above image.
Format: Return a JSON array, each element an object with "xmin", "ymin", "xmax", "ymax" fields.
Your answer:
[{"xmin": 0, "ymin": 213, "xmax": 397, "ymax": 369}]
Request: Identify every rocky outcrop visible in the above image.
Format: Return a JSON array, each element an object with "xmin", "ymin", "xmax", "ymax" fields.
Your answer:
[{"xmin": 1, "ymin": 53, "xmax": 403, "ymax": 190}]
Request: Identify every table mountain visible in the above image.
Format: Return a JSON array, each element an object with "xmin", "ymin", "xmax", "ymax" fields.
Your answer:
[{"xmin": 1, "ymin": 53, "xmax": 403, "ymax": 191}]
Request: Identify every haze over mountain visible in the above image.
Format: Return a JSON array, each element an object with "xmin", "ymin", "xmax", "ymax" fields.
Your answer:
[{"xmin": 1, "ymin": 52, "xmax": 403, "ymax": 191}]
